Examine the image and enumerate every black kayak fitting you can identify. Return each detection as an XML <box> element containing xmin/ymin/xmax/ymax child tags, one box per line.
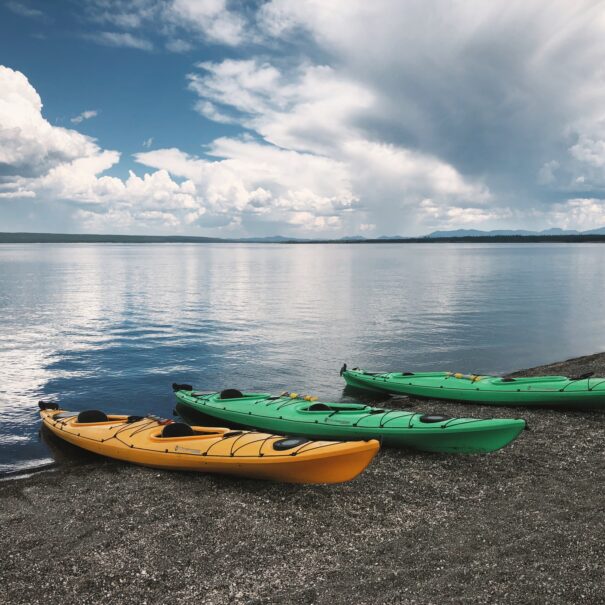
<box><xmin>570</xmin><ymin>371</ymin><xmax>594</xmax><ymax>381</ymax></box>
<box><xmin>273</xmin><ymin>437</ymin><xmax>310</xmax><ymax>451</ymax></box>
<box><xmin>38</xmin><ymin>401</ymin><xmax>59</xmax><ymax>411</ymax></box>
<box><xmin>419</xmin><ymin>414</ymin><xmax>451</xmax><ymax>423</ymax></box>
<box><xmin>172</xmin><ymin>383</ymin><xmax>193</xmax><ymax>392</ymax></box>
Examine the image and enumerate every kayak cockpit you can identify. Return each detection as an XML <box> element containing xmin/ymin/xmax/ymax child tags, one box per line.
<box><xmin>299</xmin><ymin>402</ymin><xmax>373</xmax><ymax>414</ymax></box>
<box><xmin>487</xmin><ymin>376</ymin><xmax>568</xmax><ymax>386</ymax></box>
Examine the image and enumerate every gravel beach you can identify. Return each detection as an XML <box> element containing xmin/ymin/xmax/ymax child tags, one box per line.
<box><xmin>1</xmin><ymin>353</ymin><xmax>604</xmax><ymax>605</ymax></box>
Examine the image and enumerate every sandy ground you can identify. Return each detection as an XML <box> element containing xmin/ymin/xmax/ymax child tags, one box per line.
<box><xmin>1</xmin><ymin>353</ymin><xmax>604</xmax><ymax>605</ymax></box>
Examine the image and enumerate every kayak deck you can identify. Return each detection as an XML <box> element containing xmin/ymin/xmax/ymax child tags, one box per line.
<box><xmin>39</xmin><ymin>407</ymin><xmax>379</xmax><ymax>484</ymax></box>
<box><xmin>342</xmin><ymin>368</ymin><xmax>605</xmax><ymax>409</ymax></box>
<box><xmin>174</xmin><ymin>389</ymin><xmax>526</xmax><ymax>454</ymax></box>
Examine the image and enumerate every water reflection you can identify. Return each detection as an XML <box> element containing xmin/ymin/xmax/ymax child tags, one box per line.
<box><xmin>1</xmin><ymin>243</ymin><xmax>605</xmax><ymax>472</ymax></box>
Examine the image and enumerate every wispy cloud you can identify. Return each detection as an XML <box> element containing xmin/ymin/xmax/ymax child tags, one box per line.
<box><xmin>142</xmin><ymin>137</ymin><xmax>154</xmax><ymax>149</ymax></box>
<box><xmin>70</xmin><ymin>110</ymin><xmax>98</xmax><ymax>124</ymax></box>
<box><xmin>87</xmin><ymin>31</ymin><xmax>153</xmax><ymax>51</ymax></box>
<box><xmin>82</xmin><ymin>0</ymin><xmax>249</xmax><ymax>49</ymax></box>
<box><xmin>165</xmin><ymin>38</ymin><xmax>193</xmax><ymax>53</ymax></box>
<box><xmin>5</xmin><ymin>1</ymin><xmax>45</xmax><ymax>20</ymax></box>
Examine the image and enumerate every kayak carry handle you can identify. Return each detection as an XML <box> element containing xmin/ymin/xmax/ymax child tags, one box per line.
<box><xmin>38</xmin><ymin>401</ymin><xmax>59</xmax><ymax>410</ymax></box>
<box><xmin>569</xmin><ymin>371</ymin><xmax>594</xmax><ymax>381</ymax></box>
<box><xmin>340</xmin><ymin>363</ymin><xmax>347</xmax><ymax>376</ymax></box>
<box><xmin>172</xmin><ymin>383</ymin><xmax>193</xmax><ymax>392</ymax></box>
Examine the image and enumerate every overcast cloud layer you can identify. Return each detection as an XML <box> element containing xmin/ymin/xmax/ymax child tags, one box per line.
<box><xmin>2</xmin><ymin>0</ymin><xmax>605</xmax><ymax>236</ymax></box>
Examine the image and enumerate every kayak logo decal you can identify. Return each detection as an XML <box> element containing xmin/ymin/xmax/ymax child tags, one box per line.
<box><xmin>174</xmin><ymin>445</ymin><xmax>202</xmax><ymax>455</ymax></box>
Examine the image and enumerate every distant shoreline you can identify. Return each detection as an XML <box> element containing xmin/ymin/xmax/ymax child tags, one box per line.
<box><xmin>2</xmin><ymin>232</ymin><xmax>605</xmax><ymax>244</ymax></box>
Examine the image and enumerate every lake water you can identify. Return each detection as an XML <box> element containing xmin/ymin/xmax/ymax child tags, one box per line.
<box><xmin>1</xmin><ymin>242</ymin><xmax>605</xmax><ymax>474</ymax></box>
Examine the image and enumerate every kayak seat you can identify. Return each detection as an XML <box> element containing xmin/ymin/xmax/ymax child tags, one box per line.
<box><xmin>419</xmin><ymin>414</ymin><xmax>450</xmax><ymax>423</ymax></box>
<box><xmin>77</xmin><ymin>410</ymin><xmax>108</xmax><ymax>423</ymax></box>
<box><xmin>305</xmin><ymin>403</ymin><xmax>369</xmax><ymax>413</ymax></box>
<box><xmin>220</xmin><ymin>389</ymin><xmax>244</xmax><ymax>399</ymax></box>
<box><xmin>161</xmin><ymin>422</ymin><xmax>195</xmax><ymax>438</ymax></box>
<box><xmin>307</xmin><ymin>403</ymin><xmax>334</xmax><ymax>412</ymax></box>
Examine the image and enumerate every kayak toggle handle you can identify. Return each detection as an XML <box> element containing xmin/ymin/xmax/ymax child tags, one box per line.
<box><xmin>38</xmin><ymin>401</ymin><xmax>59</xmax><ymax>410</ymax></box>
<box><xmin>340</xmin><ymin>363</ymin><xmax>347</xmax><ymax>376</ymax></box>
<box><xmin>172</xmin><ymin>383</ymin><xmax>193</xmax><ymax>392</ymax></box>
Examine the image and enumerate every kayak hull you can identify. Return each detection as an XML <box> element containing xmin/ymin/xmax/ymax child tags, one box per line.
<box><xmin>342</xmin><ymin>369</ymin><xmax>605</xmax><ymax>410</ymax></box>
<box><xmin>174</xmin><ymin>391</ymin><xmax>525</xmax><ymax>454</ymax></box>
<box><xmin>40</xmin><ymin>408</ymin><xmax>378</xmax><ymax>484</ymax></box>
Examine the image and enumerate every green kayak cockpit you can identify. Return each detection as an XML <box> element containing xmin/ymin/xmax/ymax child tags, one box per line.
<box><xmin>302</xmin><ymin>402</ymin><xmax>374</xmax><ymax>414</ymax></box>
<box><xmin>206</xmin><ymin>392</ymin><xmax>381</xmax><ymax>416</ymax></box>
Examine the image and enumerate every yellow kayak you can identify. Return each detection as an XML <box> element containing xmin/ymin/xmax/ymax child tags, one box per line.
<box><xmin>39</xmin><ymin>403</ymin><xmax>379</xmax><ymax>484</ymax></box>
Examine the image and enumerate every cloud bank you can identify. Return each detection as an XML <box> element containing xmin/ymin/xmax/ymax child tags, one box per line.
<box><xmin>3</xmin><ymin>1</ymin><xmax>605</xmax><ymax>235</ymax></box>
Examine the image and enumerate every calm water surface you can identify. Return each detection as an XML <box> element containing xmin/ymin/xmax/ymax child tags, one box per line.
<box><xmin>1</xmin><ymin>243</ymin><xmax>605</xmax><ymax>473</ymax></box>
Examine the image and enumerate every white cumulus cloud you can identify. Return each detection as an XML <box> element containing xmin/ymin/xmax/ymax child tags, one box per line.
<box><xmin>179</xmin><ymin>58</ymin><xmax>493</xmax><ymax>234</ymax></box>
<box><xmin>0</xmin><ymin>65</ymin><xmax>203</xmax><ymax>230</ymax></box>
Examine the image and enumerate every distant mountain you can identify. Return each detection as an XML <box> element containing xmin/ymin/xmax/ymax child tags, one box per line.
<box><xmin>427</xmin><ymin>227</ymin><xmax>586</xmax><ymax>238</ymax></box>
<box><xmin>428</xmin><ymin>229</ymin><xmax>535</xmax><ymax>238</ymax></box>
<box><xmin>539</xmin><ymin>228</ymin><xmax>580</xmax><ymax>235</ymax></box>
<box><xmin>340</xmin><ymin>235</ymin><xmax>366</xmax><ymax>240</ymax></box>
<box><xmin>236</xmin><ymin>235</ymin><xmax>303</xmax><ymax>243</ymax></box>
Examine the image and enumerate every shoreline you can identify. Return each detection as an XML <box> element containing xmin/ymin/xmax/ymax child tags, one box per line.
<box><xmin>2</xmin><ymin>353</ymin><xmax>604</xmax><ymax>604</ymax></box>
<box><xmin>3</xmin><ymin>232</ymin><xmax>605</xmax><ymax>245</ymax></box>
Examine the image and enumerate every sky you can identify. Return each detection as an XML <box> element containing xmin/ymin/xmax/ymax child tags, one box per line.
<box><xmin>1</xmin><ymin>0</ymin><xmax>605</xmax><ymax>237</ymax></box>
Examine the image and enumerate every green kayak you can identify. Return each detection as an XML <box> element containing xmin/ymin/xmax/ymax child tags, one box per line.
<box><xmin>173</xmin><ymin>384</ymin><xmax>525</xmax><ymax>454</ymax></box>
<box><xmin>341</xmin><ymin>365</ymin><xmax>605</xmax><ymax>410</ymax></box>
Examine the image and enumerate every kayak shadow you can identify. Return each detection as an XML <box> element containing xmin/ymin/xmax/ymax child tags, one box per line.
<box><xmin>174</xmin><ymin>402</ymin><xmax>235</xmax><ymax>428</ymax></box>
<box><xmin>342</xmin><ymin>385</ymin><xmax>418</xmax><ymax>409</ymax></box>
<box><xmin>39</xmin><ymin>425</ymin><xmax>119</xmax><ymax>469</ymax></box>
<box><xmin>341</xmin><ymin>385</ymin><xmax>392</xmax><ymax>403</ymax></box>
